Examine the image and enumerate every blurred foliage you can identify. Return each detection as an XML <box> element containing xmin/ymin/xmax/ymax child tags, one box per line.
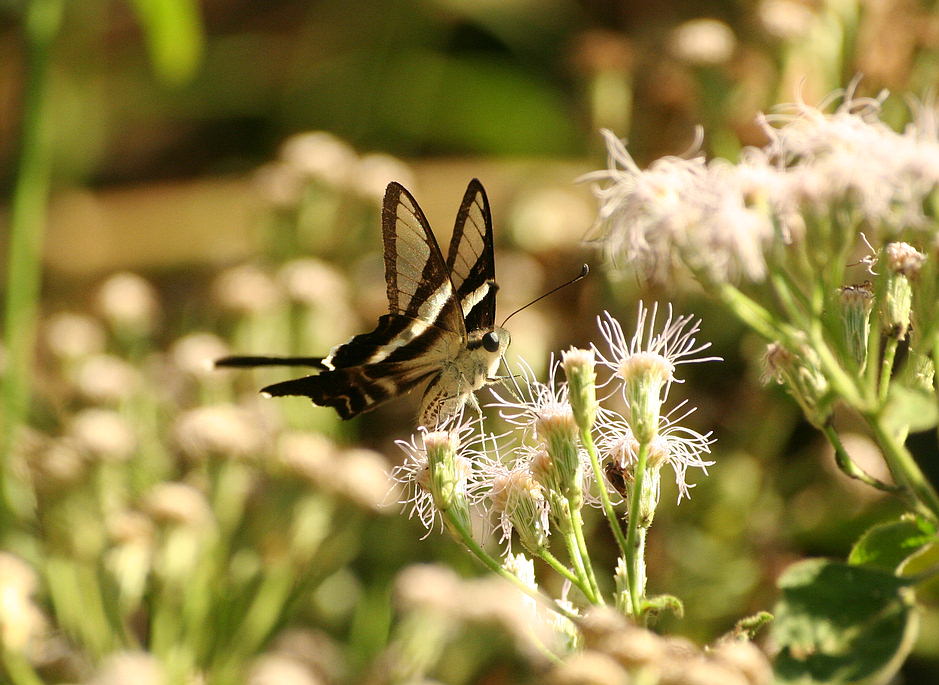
<box><xmin>3</xmin><ymin>0</ymin><xmax>939</xmax><ymax>185</ymax></box>
<box><xmin>3</xmin><ymin>0</ymin><xmax>939</xmax><ymax>683</ymax></box>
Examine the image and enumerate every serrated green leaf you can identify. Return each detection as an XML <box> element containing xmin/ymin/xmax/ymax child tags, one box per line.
<box><xmin>848</xmin><ymin>515</ymin><xmax>937</xmax><ymax>572</ymax></box>
<box><xmin>772</xmin><ymin>559</ymin><xmax>917</xmax><ymax>685</ymax></box>
<box><xmin>883</xmin><ymin>383</ymin><xmax>938</xmax><ymax>435</ymax></box>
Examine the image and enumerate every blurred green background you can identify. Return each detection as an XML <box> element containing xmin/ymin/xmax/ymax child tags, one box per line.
<box><xmin>3</xmin><ymin>0</ymin><xmax>939</xmax><ymax>683</ymax></box>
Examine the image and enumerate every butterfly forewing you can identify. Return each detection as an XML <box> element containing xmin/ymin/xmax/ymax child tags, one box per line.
<box><xmin>447</xmin><ymin>179</ymin><xmax>497</xmax><ymax>333</ymax></box>
<box><xmin>382</xmin><ymin>183</ymin><xmax>465</xmax><ymax>335</ymax></box>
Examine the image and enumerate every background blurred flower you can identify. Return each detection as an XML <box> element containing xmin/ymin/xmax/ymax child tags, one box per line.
<box><xmin>173</xmin><ymin>404</ymin><xmax>269</xmax><ymax>462</ymax></box>
<box><xmin>0</xmin><ymin>553</ymin><xmax>45</xmax><ymax>653</ymax></box>
<box><xmin>69</xmin><ymin>408</ymin><xmax>137</xmax><ymax>463</ymax></box>
<box><xmin>95</xmin><ymin>272</ymin><xmax>160</xmax><ymax>335</ymax></box>
<box><xmin>212</xmin><ymin>265</ymin><xmax>282</xmax><ymax>314</ymax></box>
<box><xmin>44</xmin><ymin>312</ymin><xmax>106</xmax><ymax>361</ymax></box>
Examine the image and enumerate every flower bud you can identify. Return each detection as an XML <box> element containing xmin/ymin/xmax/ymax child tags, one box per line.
<box><xmin>763</xmin><ymin>341</ymin><xmax>832</xmax><ymax>427</ymax></box>
<box><xmin>904</xmin><ymin>348</ymin><xmax>936</xmax><ymax>393</ymax></box>
<box><xmin>634</xmin><ymin>468</ymin><xmax>661</xmax><ymax>528</ymax></box>
<box><xmin>535</xmin><ymin>408</ymin><xmax>583</xmax><ymax>506</ymax></box>
<box><xmin>562</xmin><ymin>347</ymin><xmax>599</xmax><ymax>431</ymax></box>
<box><xmin>613</xmin><ymin>556</ymin><xmax>631</xmax><ymax>615</ymax></box>
<box><xmin>549</xmin><ymin>650</ymin><xmax>631</xmax><ymax>685</ymax></box>
<box><xmin>490</xmin><ymin>469</ymin><xmax>550</xmax><ymax>554</ymax></box>
<box><xmin>88</xmin><ymin>651</ymin><xmax>165</xmax><ymax>685</ymax></box>
<box><xmin>95</xmin><ymin>272</ymin><xmax>160</xmax><ymax>338</ymax></box>
<box><xmin>0</xmin><ymin>553</ymin><xmax>45</xmax><ymax>652</ymax></box>
<box><xmin>45</xmin><ymin>312</ymin><xmax>105</xmax><ymax>361</ymax></box>
<box><xmin>617</xmin><ymin>352</ymin><xmax>673</xmax><ymax>443</ymax></box>
<box><xmin>424</xmin><ymin>431</ymin><xmax>472</xmax><ymax>539</ymax></box>
<box><xmin>885</xmin><ymin>241</ymin><xmax>926</xmax><ymax>278</ymax></box>
<box><xmin>881</xmin><ymin>242</ymin><xmax>923</xmax><ymax>339</ymax></box>
<box><xmin>838</xmin><ymin>281</ymin><xmax>873</xmax><ymax>369</ymax></box>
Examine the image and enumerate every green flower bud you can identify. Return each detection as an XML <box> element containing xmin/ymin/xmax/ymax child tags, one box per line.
<box><xmin>881</xmin><ymin>242</ymin><xmax>923</xmax><ymax>339</ymax></box>
<box><xmin>617</xmin><ymin>352</ymin><xmax>673</xmax><ymax>443</ymax></box>
<box><xmin>490</xmin><ymin>469</ymin><xmax>550</xmax><ymax>555</ymax></box>
<box><xmin>562</xmin><ymin>347</ymin><xmax>599</xmax><ymax>431</ymax></box>
<box><xmin>536</xmin><ymin>407</ymin><xmax>583</xmax><ymax>506</ymax></box>
<box><xmin>424</xmin><ymin>431</ymin><xmax>472</xmax><ymax>538</ymax></box>
<box><xmin>838</xmin><ymin>281</ymin><xmax>873</xmax><ymax>369</ymax></box>
<box><xmin>763</xmin><ymin>341</ymin><xmax>832</xmax><ymax>428</ymax></box>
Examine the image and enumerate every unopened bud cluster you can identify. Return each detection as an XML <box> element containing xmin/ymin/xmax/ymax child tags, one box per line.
<box><xmin>764</xmin><ymin>341</ymin><xmax>832</xmax><ymax>428</ymax></box>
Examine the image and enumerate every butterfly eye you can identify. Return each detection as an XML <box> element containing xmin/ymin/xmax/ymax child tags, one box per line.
<box><xmin>482</xmin><ymin>331</ymin><xmax>501</xmax><ymax>353</ymax></box>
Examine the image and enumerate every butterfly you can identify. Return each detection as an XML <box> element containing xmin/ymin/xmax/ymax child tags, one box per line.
<box><xmin>217</xmin><ymin>179</ymin><xmax>510</xmax><ymax>427</ymax></box>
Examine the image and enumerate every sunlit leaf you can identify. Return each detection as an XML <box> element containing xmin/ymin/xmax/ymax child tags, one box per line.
<box><xmin>883</xmin><ymin>383</ymin><xmax>938</xmax><ymax>435</ymax></box>
<box><xmin>773</xmin><ymin>559</ymin><xmax>917</xmax><ymax>685</ymax></box>
<box><xmin>848</xmin><ymin>515</ymin><xmax>937</xmax><ymax>572</ymax></box>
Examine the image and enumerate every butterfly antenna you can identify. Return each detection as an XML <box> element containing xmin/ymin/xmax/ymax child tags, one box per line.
<box><xmin>500</xmin><ymin>264</ymin><xmax>588</xmax><ymax>328</ymax></box>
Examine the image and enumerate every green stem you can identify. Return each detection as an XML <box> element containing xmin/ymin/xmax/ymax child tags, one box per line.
<box><xmin>1</xmin><ymin>649</ymin><xmax>44</xmax><ymax>685</ymax></box>
<box><xmin>810</xmin><ymin>332</ymin><xmax>869</xmax><ymax>410</ymax></box>
<box><xmin>539</xmin><ymin>548</ymin><xmax>593</xmax><ymax>599</ymax></box>
<box><xmin>713</xmin><ymin>282</ymin><xmax>787</xmax><ymax>341</ymax></box>
<box><xmin>625</xmin><ymin>441</ymin><xmax>650</xmax><ymax>621</ymax></box>
<box><xmin>2</xmin><ymin>0</ymin><xmax>65</xmax><ymax>526</ymax></box>
<box><xmin>821</xmin><ymin>422</ymin><xmax>898</xmax><ymax>492</ymax></box>
<box><xmin>568</xmin><ymin>499</ymin><xmax>604</xmax><ymax>604</ymax></box>
<box><xmin>879</xmin><ymin>337</ymin><xmax>899</xmax><ymax>404</ymax></box>
<box><xmin>560</xmin><ymin>516</ymin><xmax>597</xmax><ymax>604</ymax></box>
<box><xmin>934</xmin><ymin>335</ymin><xmax>939</xmax><ymax>450</ymax></box>
<box><xmin>863</xmin><ymin>310</ymin><xmax>883</xmax><ymax>396</ymax></box>
<box><xmin>866</xmin><ymin>413</ymin><xmax>939</xmax><ymax>521</ymax></box>
<box><xmin>445</xmin><ymin>510</ymin><xmax>579</xmax><ymax>621</ymax></box>
<box><xmin>581</xmin><ymin>426</ymin><xmax>630</xmax><ymax>558</ymax></box>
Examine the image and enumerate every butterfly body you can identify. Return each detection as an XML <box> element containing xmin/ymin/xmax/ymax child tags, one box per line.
<box><xmin>418</xmin><ymin>325</ymin><xmax>510</xmax><ymax>425</ymax></box>
<box><xmin>217</xmin><ymin>179</ymin><xmax>505</xmax><ymax>427</ymax></box>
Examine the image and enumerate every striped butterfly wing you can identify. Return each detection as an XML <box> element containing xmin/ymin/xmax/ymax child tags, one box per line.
<box><xmin>446</xmin><ymin>178</ymin><xmax>497</xmax><ymax>334</ymax></box>
<box><xmin>262</xmin><ymin>183</ymin><xmax>466</xmax><ymax>418</ymax></box>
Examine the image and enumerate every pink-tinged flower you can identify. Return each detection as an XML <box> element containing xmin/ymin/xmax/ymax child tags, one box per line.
<box><xmin>488</xmin><ymin>358</ymin><xmax>572</xmax><ymax>438</ymax></box>
<box><xmin>593</xmin><ymin>304</ymin><xmax>720</xmax><ymax>442</ymax></box>
<box><xmin>581</xmin><ymin>129</ymin><xmax>774</xmax><ymax>282</ymax></box>
<box><xmin>584</xmin><ymin>86</ymin><xmax>939</xmax><ymax>283</ymax></box>
<box><xmin>596</xmin><ymin>402</ymin><xmax>715</xmax><ymax>503</ymax></box>
<box><xmin>472</xmin><ymin>453</ymin><xmax>551</xmax><ymax>555</ymax></box>
<box><xmin>759</xmin><ymin>84</ymin><xmax>939</xmax><ymax>232</ymax></box>
<box><xmin>390</xmin><ymin>417</ymin><xmax>485</xmax><ymax>539</ymax></box>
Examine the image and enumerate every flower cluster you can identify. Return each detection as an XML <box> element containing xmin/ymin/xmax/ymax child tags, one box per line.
<box><xmin>583</xmin><ymin>85</ymin><xmax>939</xmax><ymax>284</ymax></box>
<box><xmin>391</xmin><ymin>303</ymin><xmax>718</xmax><ymax>621</ymax></box>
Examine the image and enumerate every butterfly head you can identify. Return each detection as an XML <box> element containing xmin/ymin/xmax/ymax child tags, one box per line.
<box><xmin>479</xmin><ymin>326</ymin><xmax>511</xmax><ymax>371</ymax></box>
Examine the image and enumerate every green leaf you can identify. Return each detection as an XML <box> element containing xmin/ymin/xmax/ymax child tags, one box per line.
<box><xmin>641</xmin><ymin>593</ymin><xmax>683</xmax><ymax>620</ymax></box>
<box><xmin>883</xmin><ymin>382</ymin><xmax>938</xmax><ymax>435</ymax></box>
<box><xmin>128</xmin><ymin>0</ymin><xmax>204</xmax><ymax>85</ymax></box>
<box><xmin>772</xmin><ymin>559</ymin><xmax>918</xmax><ymax>685</ymax></box>
<box><xmin>848</xmin><ymin>515</ymin><xmax>937</xmax><ymax>572</ymax></box>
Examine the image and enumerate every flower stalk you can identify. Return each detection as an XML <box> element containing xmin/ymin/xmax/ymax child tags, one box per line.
<box><xmin>2</xmin><ymin>0</ymin><xmax>65</xmax><ymax>526</ymax></box>
<box><xmin>624</xmin><ymin>440</ymin><xmax>650</xmax><ymax>620</ymax></box>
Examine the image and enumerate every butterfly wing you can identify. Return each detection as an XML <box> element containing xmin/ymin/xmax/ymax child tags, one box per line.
<box><xmin>446</xmin><ymin>178</ymin><xmax>497</xmax><ymax>334</ymax></box>
<box><xmin>263</xmin><ymin>182</ymin><xmax>467</xmax><ymax>418</ymax></box>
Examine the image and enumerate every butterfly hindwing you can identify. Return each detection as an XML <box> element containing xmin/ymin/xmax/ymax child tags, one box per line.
<box><xmin>262</xmin><ymin>359</ymin><xmax>437</xmax><ymax>419</ymax></box>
